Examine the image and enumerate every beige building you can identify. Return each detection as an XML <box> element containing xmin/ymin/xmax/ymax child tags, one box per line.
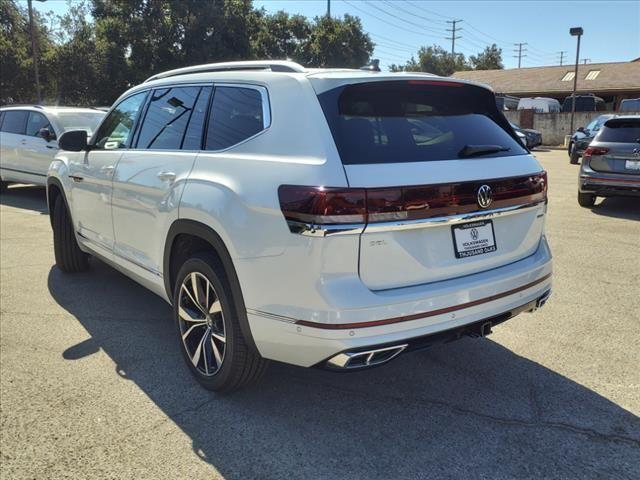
<box><xmin>452</xmin><ymin>60</ymin><xmax>640</xmax><ymax>110</ymax></box>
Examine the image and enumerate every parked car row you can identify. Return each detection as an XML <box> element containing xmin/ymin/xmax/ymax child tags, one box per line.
<box><xmin>498</xmin><ymin>94</ymin><xmax>640</xmax><ymax>114</ymax></box>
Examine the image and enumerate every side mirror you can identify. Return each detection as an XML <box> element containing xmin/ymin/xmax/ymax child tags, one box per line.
<box><xmin>38</xmin><ymin>127</ymin><xmax>56</xmax><ymax>142</ymax></box>
<box><xmin>58</xmin><ymin>130</ymin><xmax>88</xmax><ymax>152</ymax></box>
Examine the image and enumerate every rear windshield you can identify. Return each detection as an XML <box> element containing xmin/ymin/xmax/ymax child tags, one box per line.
<box><xmin>597</xmin><ymin>119</ymin><xmax>640</xmax><ymax>143</ymax></box>
<box><xmin>317</xmin><ymin>81</ymin><xmax>527</xmax><ymax>165</ymax></box>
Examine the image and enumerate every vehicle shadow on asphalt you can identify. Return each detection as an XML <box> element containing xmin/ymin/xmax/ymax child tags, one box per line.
<box><xmin>0</xmin><ymin>185</ymin><xmax>49</xmax><ymax>214</ymax></box>
<box><xmin>590</xmin><ymin>197</ymin><xmax>640</xmax><ymax>221</ymax></box>
<box><xmin>48</xmin><ymin>261</ymin><xmax>640</xmax><ymax>479</ymax></box>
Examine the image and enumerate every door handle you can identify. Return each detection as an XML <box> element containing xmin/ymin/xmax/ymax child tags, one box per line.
<box><xmin>157</xmin><ymin>171</ymin><xmax>176</xmax><ymax>182</ymax></box>
<box><xmin>100</xmin><ymin>165</ymin><xmax>115</xmax><ymax>175</ymax></box>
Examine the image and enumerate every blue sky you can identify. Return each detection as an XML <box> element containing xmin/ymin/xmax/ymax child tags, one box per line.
<box><xmin>28</xmin><ymin>0</ymin><xmax>640</xmax><ymax>71</ymax></box>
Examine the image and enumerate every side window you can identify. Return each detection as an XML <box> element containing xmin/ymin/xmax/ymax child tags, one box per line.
<box><xmin>205</xmin><ymin>86</ymin><xmax>267</xmax><ymax>150</ymax></box>
<box><xmin>0</xmin><ymin>112</ymin><xmax>4</xmax><ymax>130</ymax></box>
<box><xmin>1</xmin><ymin>111</ymin><xmax>28</xmax><ymax>134</ymax></box>
<box><xmin>26</xmin><ymin>112</ymin><xmax>52</xmax><ymax>137</ymax></box>
<box><xmin>94</xmin><ymin>92</ymin><xmax>147</xmax><ymax>150</ymax></box>
<box><xmin>182</xmin><ymin>86</ymin><xmax>212</xmax><ymax>150</ymax></box>
<box><xmin>136</xmin><ymin>86</ymin><xmax>202</xmax><ymax>150</ymax></box>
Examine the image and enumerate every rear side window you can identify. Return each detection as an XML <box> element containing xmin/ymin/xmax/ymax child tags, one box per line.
<box><xmin>597</xmin><ymin>120</ymin><xmax>640</xmax><ymax>143</ymax></box>
<box><xmin>26</xmin><ymin>112</ymin><xmax>52</xmax><ymax>136</ymax></box>
<box><xmin>1</xmin><ymin>111</ymin><xmax>28</xmax><ymax>134</ymax></box>
<box><xmin>318</xmin><ymin>81</ymin><xmax>526</xmax><ymax>165</ymax></box>
<box><xmin>205</xmin><ymin>86</ymin><xmax>267</xmax><ymax>150</ymax></box>
<box><xmin>136</xmin><ymin>86</ymin><xmax>202</xmax><ymax>150</ymax></box>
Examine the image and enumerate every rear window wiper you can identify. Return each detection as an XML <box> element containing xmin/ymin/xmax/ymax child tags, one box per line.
<box><xmin>458</xmin><ymin>145</ymin><xmax>511</xmax><ymax>158</ymax></box>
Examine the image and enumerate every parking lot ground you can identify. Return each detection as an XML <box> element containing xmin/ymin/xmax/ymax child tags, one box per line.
<box><xmin>1</xmin><ymin>149</ymin><xmax>639</xmax><ymax>480</ymax></box>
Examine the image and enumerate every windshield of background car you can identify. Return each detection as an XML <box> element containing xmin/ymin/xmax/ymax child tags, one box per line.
<box><xmin>317</xmin><ymin>81</ymin><xmax>527</xmax><ymax>165</ymax></box>
<box><xmin>55</xmin><ymin>112</ymin><xmax>105</xmax><ymax>135</ymax></box>
<box><xmin>597</xmin><ymin>119</ymin><xmax>640</xmax><ymax>143</ymax></box>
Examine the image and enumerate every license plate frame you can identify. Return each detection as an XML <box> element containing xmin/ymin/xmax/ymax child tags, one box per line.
<box><xmin>451</xmin><ymin>220</ymin><xmax>497</xmax><ymax>259</ymax></box>
<box><xmin>625</xmin><ymin>159</ymin><xmax>640</xmax><ymax>171</ymax></box>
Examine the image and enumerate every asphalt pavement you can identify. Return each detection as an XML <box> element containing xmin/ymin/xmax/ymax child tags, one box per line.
<box><xmin>1</xmin><ymin>149</ymin><xmax>639</xmax><ymax>479</ymax></box>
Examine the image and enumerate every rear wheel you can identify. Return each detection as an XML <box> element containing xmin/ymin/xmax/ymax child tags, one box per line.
<box><xmin>578</xmin><ymin>191</ymin><xmax>596</xmax><ymax>208</ymax></box>
<box><xmin>52</xmin><ymin>195</ymin><xmax>89</xmax><ymax>272</ymax></box>
<box><xmin>173</xmin><ymin>252</ymin><xmax>268</xmax><ymax>392</ymax></box>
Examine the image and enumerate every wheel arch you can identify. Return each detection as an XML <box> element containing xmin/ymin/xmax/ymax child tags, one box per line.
<box><xmin>163</xmin><ymin>219</ymin><xmax>258</xmax><ymax>353</ymax></box>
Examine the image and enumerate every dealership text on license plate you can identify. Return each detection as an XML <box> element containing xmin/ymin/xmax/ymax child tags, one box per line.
<box><xmin>452</xmin><ymin>220</ymin><xmax>497</xmax><ymax>258</ymax></box>
<box><xmin>625</xmin><ymin>159</ymin><xmax>640</xmax><ymax>170</ymax></box>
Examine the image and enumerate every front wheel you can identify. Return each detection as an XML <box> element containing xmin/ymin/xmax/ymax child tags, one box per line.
<box><xmin>578</xmin><ymin>191</ymin><xmax>596</xmax><ymax>208</ymax></box>
<box><xmin>52</xmin><ymin>195</ymin><xmax>89</xmax><ymax>272</ymax></box>
<box><xmin>173</xmin><ymin>252</ymin><xmax>268</xmax><ymax>392</ymax></box>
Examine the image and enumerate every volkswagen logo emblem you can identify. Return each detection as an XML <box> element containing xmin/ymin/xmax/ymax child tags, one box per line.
<box><xmin>477</xmin><ymin>185</ymin><xmax>493</xmax><ymax>209</ymax></box>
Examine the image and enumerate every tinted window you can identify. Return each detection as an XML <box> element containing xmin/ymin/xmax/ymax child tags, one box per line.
<box><xmin>1</xmin><ymin>111</ymin><xmax>28</xmax><ymax>134</ymax></box>
<box><xmin>318</xmin><ymin>81</ymin><xmax>526</xmax><ymax>165</ymax></box>
<box><xmin>94</xmin><ymin>92</ymin><xmax>147</xmax><ymax>150</ymax></box>
<box><xmin>205</xmin><ymin>87</ymin><xmax>265</xmax><ymax>150</ymax></box>
<box><xmin>597</xmin><ymin>120</ymin><xmax>640</xmax><ymax>143</ymax></box>
<box><xmin>136</xmin><ymin>86</ymin><xmax>202</xmax><ymax>150</ymax></box>
<box><xmin>182</xmin><ymin>86</ymin><xmax>212</xmax><ymax>150</ymax></box>
<box><xmin>26</xmin><ymin>112</ymin><xmax>52</xmax><ymax>136</ymax></box>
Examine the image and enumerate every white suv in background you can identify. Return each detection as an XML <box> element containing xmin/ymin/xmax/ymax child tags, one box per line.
<box><xmin>0</xmin><ymin>106</ymin><xmax>105</xmax><ymax>190</ymax></box>
<box><xmin>47</xmin><ymin>61</ymin><xmax>552</xmax><ymax>392</ymax></box>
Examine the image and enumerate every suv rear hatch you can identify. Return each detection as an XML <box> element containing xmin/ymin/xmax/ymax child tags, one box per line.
<box><xmin>315</xmin><ymin>78</ymin><xmax>547</xmax><ymax>290</ymax></box>
<box><xmin>586</xmin><ymin>118</ymin><xmax>640</xmax><ymax>175</ymax></box>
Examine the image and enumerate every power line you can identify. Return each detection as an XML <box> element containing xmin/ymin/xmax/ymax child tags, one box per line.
<box><xmin>364</xmin><ymin>1</ymin><xmax>447</xmax><ymax>35</ymax></box>
<box><xmin>445</xmin><ymin>19</ymin><xmax>463</xmax><ymax>56</ymax></box>
<box><xmin>513</xmin><ymin>42</ymin><xmax>527</xmax><ymax>68</ymax></box>
<box><xmin>383</xmin><ymin>0</ymin><xmax>446</xmax><ymax>26</ymax></box>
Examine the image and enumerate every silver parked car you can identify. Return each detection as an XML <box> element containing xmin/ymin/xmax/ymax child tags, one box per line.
<box><xmin>578</xmin><ymin>116</ymin><xmax>640</xmax><ymax>207</ymax></box>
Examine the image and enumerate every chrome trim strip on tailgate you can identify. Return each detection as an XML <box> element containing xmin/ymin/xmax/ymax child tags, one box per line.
<box><xmin>287</xmin><ymin>201</ymin><xmax>545</xmax><ymax>237</ymax></box>
<box><xmin>365</xmin><ymin>200</ymin><xmax>546</xmax><ymax>233</ymax></box>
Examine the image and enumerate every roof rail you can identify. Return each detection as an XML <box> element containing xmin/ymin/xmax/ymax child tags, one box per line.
<box><xmin>144</xmin><ymin>60</ymin><xmax>306</xmax><ymax>83</ymax></box>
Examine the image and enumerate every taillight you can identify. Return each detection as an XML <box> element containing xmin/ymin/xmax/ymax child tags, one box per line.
<box><xmin>278</xmin><ymin>186</ymin><xmax>366</xmax><ymax>225</ymax></box>
<box><xmin>279</xmin><ymin>172</ymin><xmax>547</xmax><ymax>230</ymax></box>
<box><xmin>583</xmin><ymin>147</ymin><xmax>609</xmax><ymax>158</ymax></box>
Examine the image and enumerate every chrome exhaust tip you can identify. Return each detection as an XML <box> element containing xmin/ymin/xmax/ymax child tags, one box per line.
<box><xmin>326</xmin><ymin>344</ymin><xmax>408</xmax><ymax>370</ymax></box>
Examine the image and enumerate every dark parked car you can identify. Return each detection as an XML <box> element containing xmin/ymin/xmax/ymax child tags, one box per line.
<box><xmin>562</xmin><ymin>94</ymin><xmax>606</xmax><ymax>113</ymax></box>
<box><xmin>510</xmin><ymin>122</ymin><xmax>542</xmax><ymax>149</ymax></box>
<box><xmin>578</xmin><ymin>116</ymin><xmax>640</xmax><ymax>207</ymax></box>
<box><xmin>568</xmin><ymin>114</ymin><xmax>616</xmax><ymax>164</ymax></box>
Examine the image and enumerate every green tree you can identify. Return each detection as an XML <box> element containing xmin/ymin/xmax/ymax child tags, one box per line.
<box><xmin>469</xmin><ymin>43</ymin><xmax>503</xmax><ymax>70</ymax></box>
<box><xmin>297</xmin><ymin>14</ymin><xmax>373</xmax><ymax>68</ymax></box>
<box><xmin>251</xmin><ymin>10</ymin><xmax>310</xmax><ymax>60</ymax></box>
<box><xmin>389</xmin><ymin>45</ymin><xmax>468</xmax><ymax>76</ymax></box>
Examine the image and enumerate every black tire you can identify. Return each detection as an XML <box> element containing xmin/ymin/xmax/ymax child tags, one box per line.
<box><xmin>52</xmin><ymin>195</ymin><xmax>89</xmax><ymax>272</ymax></box>
<box><xmin>569</xmin><ymin>146</ymin><xmax>580</xmax><ymax>165</ymax></box>
<box><xmin>0</xmin><ymin>180</ymin><xmax>7</xmax><ymax>193</ymax></box>
<box><xmin>173</xmin><ymin>252</ymin><xmax>268</xmax><ymax>392</ymax></box>
<box><xmin>578</xmin><ymin>191</ymin><xmax>596</xmax><ymax>208</ymax></box>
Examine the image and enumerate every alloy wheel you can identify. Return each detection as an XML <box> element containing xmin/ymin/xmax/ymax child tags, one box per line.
<box><xmin>178</xmin><ymin>272</ymin><xmax>226</xmax><ymax>376</ymax></box>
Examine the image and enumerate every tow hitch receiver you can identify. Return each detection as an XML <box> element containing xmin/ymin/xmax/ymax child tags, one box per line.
<box><xmin>467</xmin><ymin>321</ymin><xmax>493</xmax><ymax>338</ymax></box>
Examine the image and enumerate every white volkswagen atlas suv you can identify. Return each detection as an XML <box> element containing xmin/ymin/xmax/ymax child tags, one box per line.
<box><xmin>47</xmin><ymin>61</ymin><xmax>552</xmax><ymax>392</ymax></box>
<box><xmin>0</xmin><ymin>106</ymin><xmax>105</xmax><ymax>190</ymax></box>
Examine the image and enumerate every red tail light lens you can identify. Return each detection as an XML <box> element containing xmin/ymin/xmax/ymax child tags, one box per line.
<box><xmin>279</xmin><ymin>172</ymin><xmax>547</xmax><ymax>229</ymax></box>
<box><xmin>278</xmin><ymin>186</ymin><xmax>366</xmax><ymax>224</ymax></box>
<box><xmin>583</xmin><ymin>147</ymin><xmax>609</xmax><ymax>158</ymax></box>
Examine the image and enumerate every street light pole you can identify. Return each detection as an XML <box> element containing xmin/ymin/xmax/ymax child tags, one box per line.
<box><xmin>569</xmin><ymin>27</ymin><xmax>583</xmax><ymax>135</ymax></box>
<box><xmin>27</xmin><ymin>0</ymin><xmax>42</xmax><ymax>104</ymax></box>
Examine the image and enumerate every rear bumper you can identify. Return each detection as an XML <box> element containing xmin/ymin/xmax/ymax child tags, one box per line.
<box><xmin>579</xmin><ymin>173</ymin><xmax>640</xmax><ymax>197</ymax></box>
<box><xmin>247</xmin><ymin>236</ymin><xmax>552</xmax><ymax>367</ymax></box>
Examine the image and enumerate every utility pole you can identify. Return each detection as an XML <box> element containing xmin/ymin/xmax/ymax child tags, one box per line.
<box><xmin>513</xmin><ymin>43</ymin><xmax>528</xmax><ymax>68</ymax></box>
<box><xmin>445</xmin><ymin>19</ymin><xmax>463</xmax><ymax>56</ymax></box>
<box><xmin>27</xmin><ymin>0</ymin><xmax>42</xmax><ymax>104</ymax></box>
<box><xmin>557</xmin><ymin>51</ymin><xmax>567</xmax><ymax>66</ymax></box>
<box><xmin>581</xmin><ymin>58</ymin><xmax>591</xmax><ymax>64</ymax></box>
<box><xmin>327</xmin><ymin>0</ymin><xmax>330</xmax><ymax>18</ymax></box>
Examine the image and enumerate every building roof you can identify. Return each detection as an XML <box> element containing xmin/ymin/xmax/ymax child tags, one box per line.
<box><xmin>451</xmin><ymin>61</ymin><xmax>640</xmax><ymax>96</ymax></box>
